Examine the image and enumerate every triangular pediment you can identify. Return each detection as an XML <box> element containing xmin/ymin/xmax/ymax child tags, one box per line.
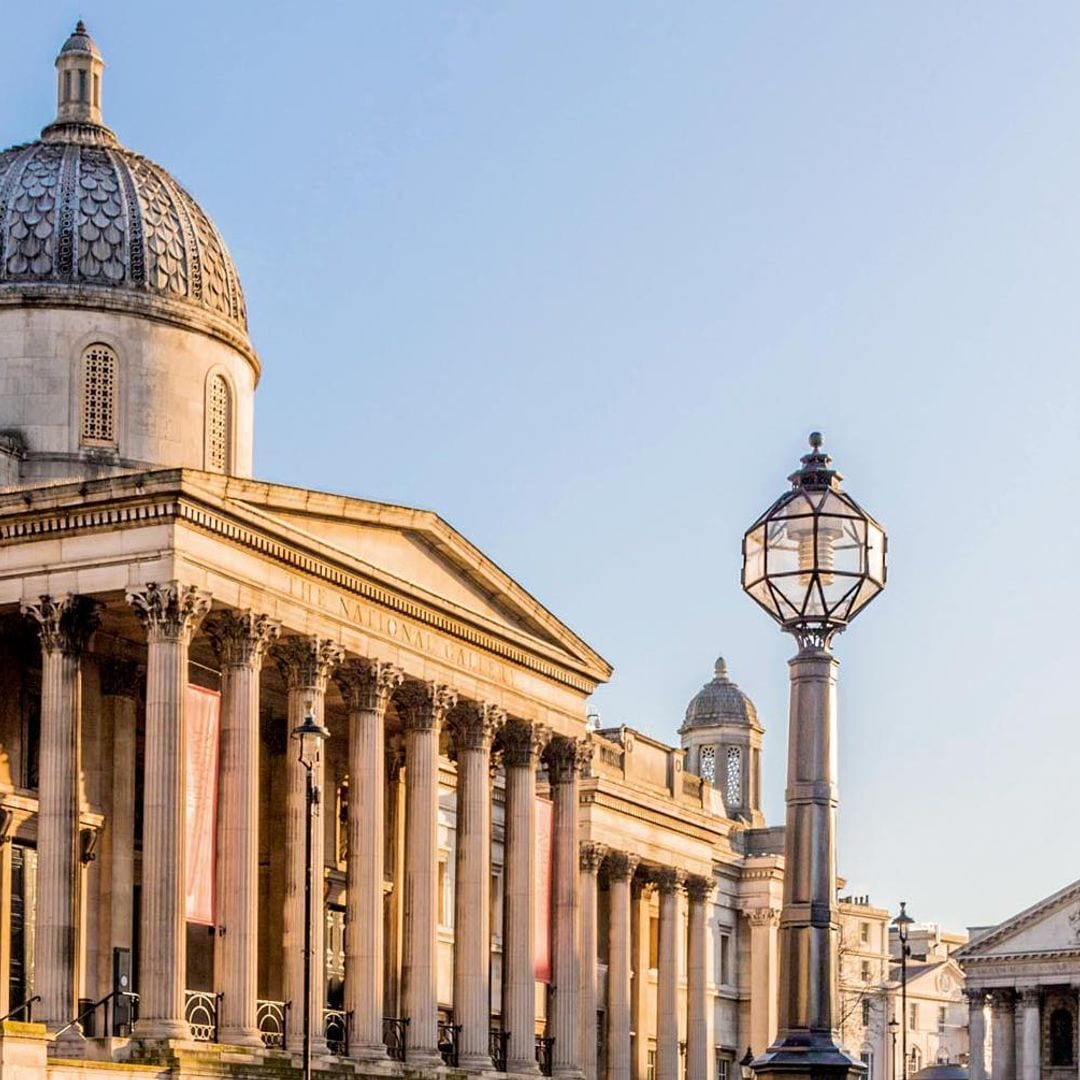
<box><xmin>957</xmin><ymin>879</ymin><xmax>1080</xmax><ymax>960</ymax></box>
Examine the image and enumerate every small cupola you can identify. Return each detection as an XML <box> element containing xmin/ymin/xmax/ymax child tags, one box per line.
<box><xmin>53</xmin><ymin>22</ymin><xmax>106</xmax><ymax>128</ymax></box>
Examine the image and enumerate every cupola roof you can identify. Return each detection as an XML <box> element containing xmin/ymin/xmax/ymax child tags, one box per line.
<box><xmin>680</xmin><ymin>656</ymin><xmax>761</xmax><ymax>733</ymax></box>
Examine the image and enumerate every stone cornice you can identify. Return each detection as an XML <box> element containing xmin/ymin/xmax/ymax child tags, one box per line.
<box><xmin>956</xmin><ymin>880</ymin><xmax>1080</xmax><ymax>960</ymax></box>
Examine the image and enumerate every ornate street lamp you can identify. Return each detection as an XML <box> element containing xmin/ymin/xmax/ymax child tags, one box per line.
<box><xmin>742</xmin><ymin>433</ymin><xmax>887</xmax><ymax>1080</ymax></box>
<box><xmin>293</xmin><ymin>700</ymin><xmax>330</xmax><ymax>1080</ymax></box>
<box><xmin>889</xmin><ymin>1018</ymin><xmax>900</xmax><ymax>1080</ymax></box>
<box><xmin>893</xmin><ymin>902</ymin><xmax>915</xmax><ymax>1080</ymax></box>
<box><xmin>742</xmin><ymin>1046</ymin><xmax>757</xmax><ymax>1080</ymax></box>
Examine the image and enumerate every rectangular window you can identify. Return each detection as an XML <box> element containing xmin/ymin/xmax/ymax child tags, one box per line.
<box><xmin>717</xmin><ymin>1052</ymin><xmax>732</xmax><ymax>1080</ymax></box>
<box><xmin>861</xmin><ymin>959</ymin><xmax>872</xmax><ymax>983</ymax></box>
<box><xmin>938</xmin><ymin>1006</ymin><xmax>947</xmax><ymax>1034</ymax></box>
<box><xmin>720</xmin><ymin>932</ymin><xmax>732</xmax><ymax>985</ymax></box>
<box><xmin>647</xmin><ymin>1048</ymin><xmax>656</xmax><ymax>1080</ymax></box>
<box><xmin>861</xmin><ymin>1051</ymin><xmax>874</xmax><ymax>1080</ymax></box>
<box><xmin>860</xmin><ymin>921</ymin><xmax>870</xmax><ymax>944</ymax></box>
<box><xmin>909</xmin><ymin>1003</ymin><xmax>918</xmax><ymax>1031</ymax></box>
<box><xmin>862</xmin><ymin>999</ymin><xmax>871</xmax><ymax>1026</ymax></box>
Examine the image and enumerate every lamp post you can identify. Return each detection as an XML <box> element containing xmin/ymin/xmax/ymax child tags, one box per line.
<box><xmin>293</xmin><ymin>703</ymin><xmax>330</xmax><ymax>1080</ymax></box>
<box><xmin>742</xmin><ymin>1047</ymin><xmax>757</xmax><ymax>1080</ymax></box>
<box><xmin>892</xmin><ymin>903</ymin><xmax>914</xmax><ymax>1080</ymax></box>
<box><xmin>742</xmin><ymin>433</ymin><xmax>887</xmax><ymax>1080</ymax></box>
<box><xmin>888</xmin><ymin>1018</ymin><xmax>899</xmax><ymax>1080</ymax></box>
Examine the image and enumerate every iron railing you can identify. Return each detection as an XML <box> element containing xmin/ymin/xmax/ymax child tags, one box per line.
<box><xmin>323</xmin><ymin>1008</ymin><xmax>349</xmax><ymax>1056</ymax></box>
<box><xmin>184</xmin><ymin>990</ymin><xmax>221</xmax><ymax>1043</ymax></box>
<box><xmin>0</xmin><ymin>995</ymin><xmax>39</xmax><ymax>1024</ymax></box>
<box><xmin>489</xmin><ymin>1028</ymin><xmax>509</xmax><ymax>1072</ymax></box>
<box><xmin>54</xmin><ymin>990</ymin><xmax>136</xmax><ymax>1039</ymax></box>
<box><xmin>257</xmin><ymin>999</ymin><xmax>288</xmax><ymax>1049</ymax></box>
<box><xmin>437</xmin><ymin>1021</ymin><xmax>460</xmax><ymax>1067</ymax></box>
<box><xmin>536</xmin><ymin>1034</ymin><xmax>554</xmax><ymax>1076</ymax></box>
<box><xmin>382</xmin><ymin>1016</ymin><xmax>409</xmax><ymax>1063</ymax></box>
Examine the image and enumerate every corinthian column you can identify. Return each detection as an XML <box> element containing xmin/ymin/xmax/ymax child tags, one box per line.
<box><xmin>397</xmin><ymin>681</ymin><xmax>458</xmax><ymax>1067</ymax></box>
<box><xmin>127</xmin><ymin>582</ymin><xmax>211</xmax><ymax>1039</ymax></box>
<box><xmin>22</xmin><ymin>594</ymin><xmax>99</xmax><ymax>1032</ymax></box>
<box><xmin>275</xmin><ymin>636</ymin><xmax>345</xmax><ymax>1053</ymax></box>
<box><xmin>686</xmin><ymin>875</ymin><xmax>714</xmax><ymax>1080</ymax></box>
<box><xmin>333</xmin><ymin>659</ymin><xmax>403</xmax><ymax>1060</ymax></box>
<box><xmin>656</xmin><ymin>868</ymin><xmax>685</xmax><ymax>1080</ymax></box>
<box><xmin>605</xmin><ymin>851</ymin><xmax>638</xmax><ymax>1080</ymax></box>
<box><xmin>965</xmin><ymin>990</ymin><xmax>987</xmax><ymax>1080</ymax></box>
<box><xmin>207</xmin><ymin>612</ymin><xmax>280</xmax><ymax>1046</ymax></box>
<box><xmin>451</xmin><ymin>702</ymin><xmax>504</xmax><ymax>1069</ymax></box>
<box><xmin>579</xmin><ymin>842</ymin><xmax>606</xmax><ymax>1080</ymax></box>
<box><xmin>991</xmin><ymin>991</ymin><xmax>1017</xmax><ymax>1080</ymax></box>
<box><xmin>1018</xmin><ymin>989</ymin><xmax>1040</xmax><ymax>1080</ymax></box>
<box><xmin>546</xmin><ymin>736</ymin><xmax>590</xmax><ymax>1080</ymax></box>
<box><xmin>502</xmin><ymin>720</ymin><xmax>551</xmax><ymax>1075</ymax></box>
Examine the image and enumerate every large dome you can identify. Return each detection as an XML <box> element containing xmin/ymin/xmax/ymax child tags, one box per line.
<box><xmin>0</xmin><ymin>22</ymin><xmax>253</xmax><ymax>369</ymax></box>
<box><xmin>680</xmin><ymin>657</ymin><xmax>761</xmax><ymax>733</ymax></box>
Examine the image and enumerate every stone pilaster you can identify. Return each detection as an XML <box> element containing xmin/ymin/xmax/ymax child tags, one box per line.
<box><xmin>501</xmin><ymin>719</ymin><xmax>551</xmax><ymax>1075</ymax></box>
<box><xmin>1018</xmin><ymin>989</ymin><xmax>1040</xmax><ymax>1080</ymax></box>
<box><xmin>604</xmin><ymin>851</ymin><xmax>639</xmax><ymax>1080</ymax></box>
<box><xmin>745</xmin><ymin>906</ymin><xmax>782</xmax><ymax>1056</ymax></box>
<box><xmin>451</xmin><ymin>702</ymin><xmax>504</xmax><ymax>1069</ymax></box>
<box><xmin>686</xmin><ymin>875</ymin><xmax>714</xmax><ymax>1080</ymax></box>
<box><xmin>991</xmin><ymin>991</ymin><xmax>1017</xmax><ymax>1080</ymax></box>
<box><xmin>126</xmin><ymin>582</ymin><xmax>211</xmax><ymax>1039</ymax></box>
<box><xmin>333</xmin><ymin>659</ymin><xmax>403</xmax><ymax>1060</ymax></box>
<box><xmin>579</xmin><ymin>842</ymin><xmax>606</xmax><ymax>1080</ymax></box>
<box><xmin>275</xmin><ymin>636</ymin><xmax>345</xmax><ymax>1053</ymax></box>
<box><xmin>207</xmin><ymin>612</ymin><xmax>280</xmax><ymax>1046</ymax></box>
<box><xmin>21</xmin><ymin>594</ymin><xmax>99</xmax><ymax>1032</ymax></box>
<box><xmin>965</xmin><ymin>990</ymin><xmax>987</xmax><ymax>1080</ymax></box>
<box><xmin>655</xmin><ymin>868</ymin><xmax>685</xmax><ymax>1080</ymax></box>
<box><xmin>397</xmin><ymin>681</ymin><xmax>458</xmax><ymax>1067</ymax></box>
<box><xmin>546</xmin><ymin>736</ymin><xmax>590</xmax><ymax>1079</ymax></box>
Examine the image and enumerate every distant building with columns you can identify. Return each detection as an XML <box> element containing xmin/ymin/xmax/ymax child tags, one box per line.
<box><xmin>0</xmin><ymin>22</ymin><xmax>908</xmax><ymax>1080</ymax></box>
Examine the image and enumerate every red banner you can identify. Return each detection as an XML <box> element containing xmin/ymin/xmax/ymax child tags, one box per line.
<box><xmin>185</xmin><ymin>684</ymin><xmax>220</xmax><ymax>925</ymax></box>
<box><xmin>534</xmin><ymin>796</ymin><xmax>553</xmax><ymax>982</ymax></box>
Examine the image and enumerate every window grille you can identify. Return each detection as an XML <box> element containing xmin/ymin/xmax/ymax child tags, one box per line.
<box><xmin>206</xmin><ymin>374</ymin><xmax>231</xmax><ymax>472</ymax></box>
<box><xmin>81</xmin><ymin>345</ymin><xmax>117</xmax><ymax>445</ymax></box>
<box><xmin>725</xmin><ymin>746</ymin><xmax>742</xmax><ymax>807</ymax></box>
<box><xmin>699</xmin><ymin>746</ymin><xmax>716</xmax><ymax>783</ymax></box>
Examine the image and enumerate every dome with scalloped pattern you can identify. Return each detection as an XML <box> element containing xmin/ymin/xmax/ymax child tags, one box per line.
<box><xmin>680</xmin><ymin>657</ymin><xmax>761</xmax><ymax>733</ymax></box>
<box><xmin>0</xmin><ymin>23</ymin><xmax>254</xmax><ymax>369</ymax></box>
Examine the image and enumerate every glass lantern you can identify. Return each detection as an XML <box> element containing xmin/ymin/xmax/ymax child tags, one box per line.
<box><xmin>742</xmin><ymin>433</ymin><xmax>887</xmax><ymax>640</ymax></box>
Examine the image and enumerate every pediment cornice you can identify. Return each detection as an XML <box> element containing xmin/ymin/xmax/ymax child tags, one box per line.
<box><xmin>956</xmin><ymin>878</ymin><xmax>1080</xmax><ymax>961</ymax></box>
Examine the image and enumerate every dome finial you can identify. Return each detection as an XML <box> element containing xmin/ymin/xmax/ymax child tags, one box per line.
<box><xmin>53</xmin><ymin>19</ymin><xmax>105</xmax><ymax>128</ymax></box>
<box><xmin>714</xmin><ymin>656</ymin><xmax>728</xmax><ymax>679</ymax></box>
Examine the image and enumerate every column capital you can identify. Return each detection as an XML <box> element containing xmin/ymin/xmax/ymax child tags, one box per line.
<box><xmin>685</xmin><ymin>874</ymin><xmax>714</xmax><ymax>904</ymax></box>
<box><xmin>395</xmin><ymin>681</ymin><xmax>458</xmax><ymax>733</ymax></box>
<box><xmin>544</xmin><ymin>734</ymin><xmax>592</xmax><ymax>784</ymax></box>
<box><xmin>1017</xmin><ymin>987</ymin><xmax>1041</xmax><ymax>1006</ymax></box>
<box><xmin>963</xmin><ymin>988</ymin><xmax>988</xmax><ymax>1007</ymax></box>
<box><xmin>604</xmin><ymin>850</ymin><xmax>640</xmax><ymax>883</ymax></box>
<box><xmin>580</xmin><ymin>841</ymin><xmax>607</xmax><ymax>874</ymax></box>
<box><xmin>990</xmin><ymin>988</ymin><xmax>1016</xmax><ymax>1012</ymax></box>
<box><xmin>274</xmin><ymin>635</ymin><xmax>345</xmax><ymax>692</ymax></box>
<box><xmin>499</xmin><ymin>718</ymin><xmax>552</xmax><ymax>767</ymax></box>
<box><xmin>334</xmin><ymin>658</ymin><xmax>404</xmax><ymax>715</ymax></box>
<box><xmin>100</xmin><ymin>657</ymin><xmax>140</xmax><ymax>697</ymax></box>
<box><xmin>450</xmin><ymin>701</ymin><xmax>505</xmax><ymax>753</ymax></box>
<box><xmin>744</xmin><ymin>905</ymin><xmax>781</xmax><ymax>928</ymax></box>
<box><xmin>126</xmin><ymin>582</ymin><xmax>211</xmax><ymax>644</ymax></box>
<box><xmin>206</xmin><ymin>610</ymin><xmax>281</xmax><ymax>668</ymax></box>
<box><xmin>655</xmin><ymin>867</ymin><xmax>687</xmax><ymax>895</ymax></box>
<box><xmin>22</xmin><ymin>593</ymin><xmax>100</xmax><ymax>654</ymax></box>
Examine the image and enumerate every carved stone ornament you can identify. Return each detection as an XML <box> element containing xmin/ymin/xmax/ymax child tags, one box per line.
<box><xmin>126</xmin><ymin>582</ymin><xmax>211</xmax><ymax>644</ymax></box>
<box><xmin>206</xmin><ymin>610</ymin><xmax>281</xmax><ymax>668</ymax></box>
<box><xmin>544</xmin><ymin>735</ymin><xmax>590</xmax><ymax>784</ymax></box>
<box><xmin>962</xmin><ymin>988</ymin><xmax>988</xmax><ymax>1008</ymax></box>
<box><xmin>385</xmin><ymin>743</ymin><xmax>405</xmax><ymax>783</ymax></box>
<box><xmin>685</xmin><ymin>875</ymin><xmax>714</xmax><ymax>904</ymax></box>
<box><xmin>394</xmin><ymin>681</ymin><xmax>459</xmax><ymax>734</ymax></box>
<box><xmin>79</xmin><ymin>825</ymin><xmax>100</xmax><ymax>864</ymax></box>
<box><xmin>580</xmin><ymin>841</ymin><xmax>607</xmax><ymax>874</ymax></box>
<box><xmin>745</xmin><ymin>906</ymin><xmax>781</xmax><ymax>928</ymax></box>
<box><xmin>450</xmin><ymin>701</ymin><xmax>506</xmax><ymax>753</ymax></box>
<box><xmin>334</xmin><ymin>658</ymin><xmax>404</xmax><ymax>715</ymax></box>
<box><xmin>499</xmin><ymin>719</ymin><xmax>552</xmax><ymax>768</ymax></box>
<box><xmin>990</xmin><ymin>989</ymin><xmax>1016</xmax><ymax>1012</ymax></box>
<box><xmin>273</xmin><ymin>636</ymin><xmax>345</xmax><ymax>692</ymax></box>
<box><xmin>655</xmin><ymin>867</ymin><xmax>687</xmax><ymax>894</ymax></box>
<box><xmin>604</xmin><ymin>850</ymin><xmax>641</xmax><ymax>883</ymax></box>
<box><xmin>21</xmin><ymin>593</ymin><xmax>100</xmax><ymax>655</ymax></box>
<box><xmin>99</xmin><ymin>657</ymin><xmax>140</xmax><ymax>698</ymax></box>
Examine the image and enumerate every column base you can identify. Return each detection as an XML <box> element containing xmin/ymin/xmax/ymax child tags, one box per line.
<box><xmin>403</xmin><ymin>1047</ymin><xmax>444</xmax><ymax>1069</ymax></box>
<box><xmin>552</xmin><ymin>1068</ymin><xmax>586</xmax><ymax>1080</ymax></box>
<box><xmin>133</xmin><ymin>1019</ymin><xmax>191</xmax><ymax>1041</ymax></box>
<box><xmin>751</xmin><ymin>1036</ymin><xmax>867</xmax><ymax>1080</ymax></box>
<box><xmin>217</xmin><ymin>1026</ymin><xmax>265</xmax><ymax>1049</ymax></box>
<box><xmin>351</xmin><ymin>1042</ymin><xmax>390</xmax><ymax>1062</ymax></box>
<box><xmin>507</xmin><ymin>1059</ymin><xmax>541</xmax><ymax>1076</ymax></box>
<box><xmin>458</xmin><ymin>1052</ymin><xmax>495</xmax><ymax>1070</ymax></box>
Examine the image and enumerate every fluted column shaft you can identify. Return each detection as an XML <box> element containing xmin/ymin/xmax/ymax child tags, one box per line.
<box><xmin>276</xmin><ymin>637</ymin><xmax>344</xmax><ymax>1053</ymax></box>
<box><xmin>399</xmin><ymin>683</ymin><xmax>457</xmax><ymax>1067</ymax></box>
<box><xmin>605</xmin><ymin>852</ymin><xmax>637</xmax><ymax>1080</ymax></box>
<box><xmin>23</xmin><ymin>595</ymin><xmax>98</xmax><ymax>1031</ymax></box>
<box><xmin>547</xmin><ymin>738</ymin><xmax>588</xmax><ymax>1079</ymax></box>
<box><xmin>967</xmin><ymin>992</ymin><xmax>987</xmax><ymax>1080</ymax></box>
<box><xmin>579</xmin><ymin>844</ymin><xmax>605</xmax><ymax>1080</ymax></box>
<box><xmin>127</xmin><ymin>582</ymin><xmax>210</xmax><ymax>1039</ymax></box>
<box><xmin>1019</xmin><ymin>990</ymin><xmax>1039</xmax><ymax>1080</ymax></box>
<box><xmin>686</xmin><ymin>876</ymin><xmax>713</xmax><ymax>1080</ymax></box>
<box><xmin>503</xmin><ymin>721</ymin><xmax>549</xmax><ymax>1074</ymax></box>
<box><xmin>335</xmin><ymin>660</ymin><xmax>403</xmax><ymax>1059</ymax></box>
<box><xmin>209</xmin><ymin>613</ymin><xmax>279</xmax><ymax>1045</ymax></box>
<box><xmin>656</xmin><ymin>870</ymin><xmax>683</xmax><ymax>1080</ymax></box>
<box><xmin>992</xmin><ymin>992</ymin><xmax>1017</xmax><ymax>1080</ymax></box>
<box><xmin>452</xmin><ymin>704</ymin><xmax>503</xmax><ymax>1068</ymax></box>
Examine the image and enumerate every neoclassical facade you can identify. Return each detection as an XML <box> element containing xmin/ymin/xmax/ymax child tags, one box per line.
<box><xmin>0</xmin><ymin>24</ymin><xmax>864</xmax><ymax>1080</ymax></box>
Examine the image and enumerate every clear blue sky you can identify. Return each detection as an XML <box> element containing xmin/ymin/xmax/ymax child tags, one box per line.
<box><xmin>4</xmin><ymin>4</ymin><xmax>1076</xmax><ymax>934</ymax></box>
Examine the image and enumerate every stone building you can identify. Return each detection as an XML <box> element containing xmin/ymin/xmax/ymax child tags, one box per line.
<box><xmin>0</xmin><ymin>23</ymin><xmax>888</xmax><ymax>1080</ymax></box>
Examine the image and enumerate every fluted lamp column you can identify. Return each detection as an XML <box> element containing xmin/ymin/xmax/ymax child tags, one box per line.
<box><xmin>207</xmin><ymin>611</ymin><xmax>280</xmax><ymax>1046</ymax></box>
<box><xmin>126</xmin><ymin>582</ymin><xmax>212</xmax><ymax>1040</ymax></box>
<box><xmin>22</xmin><ymin>594</ymin><xmax>99</xmax><ymax>1033</ymax></box>
<box><xmin>742</xmin><ymin>434</ymin><xmax>887</xmax><ymax>1080</ymax></box>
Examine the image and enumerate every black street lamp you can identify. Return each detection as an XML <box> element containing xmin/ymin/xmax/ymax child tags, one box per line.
<box><xmin>888</xmin><ymin>1018</ymin><xmax>899</xmax><ymax>1080</ymax></box>
<box><xmin>892</xmin><ymin>903</ymin><xmax>915</xmax><ymax>1080</ymax></box>
<box><xmin>293</xmin><ymin>703</ymin><xmax>330</xmax><ymax>1080</ymax></box>
<box><xmin>742</xmin><ymin>1047</ymin><xmax>756</xmax><ymax>1080</ymax></box>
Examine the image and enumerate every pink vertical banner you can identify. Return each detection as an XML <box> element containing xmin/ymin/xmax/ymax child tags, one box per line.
<box><xmin>534</xmin><ymin>796</ymin><xmax>553</xmax><ymax>982</ymax></box>
<box><xmin>185</xmin><ymin>684</ymin><xmax>220</xmax><ymax>925</ymax></box>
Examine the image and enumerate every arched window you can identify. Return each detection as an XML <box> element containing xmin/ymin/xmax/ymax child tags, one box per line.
<box><xmin>81</xmin><ymin>344</ymin><xmax>117</xmax><ymax>446</ymax></box>
<box><xmin>1051</xmin><ymin>1008</ymin><xmax>1074</xmax><ymax>1067</ymax></box>
<box><xmin>699</xmin><ymin>745</ymin><xmax>716</xmax><ymax>783</ymax></box>
<box><xmin>726</xmin><ymin>745</ymin><xmax>742</xmax><ymax>808</ymax></box>
<box><xmin>205</xmin><ymin>373</ymin><xmax>232</xmax><ymax>472</ymax></box>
